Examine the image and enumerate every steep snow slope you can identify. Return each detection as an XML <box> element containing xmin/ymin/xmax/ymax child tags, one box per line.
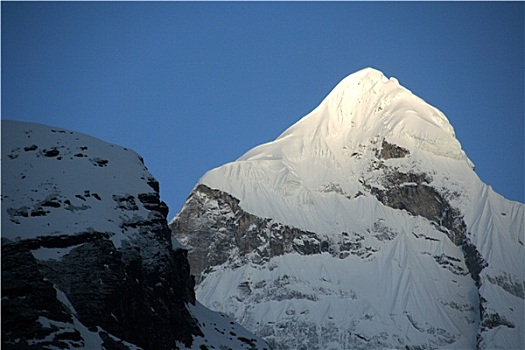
<box><xmin>171</xmin><ymin>68</ymin><xmax>524</xmax><ymax>349</ymax></box>
<box><xmin>200</xmin><ymin>68</ymin><xmax>473</xmax><ymax>234</ymax></box>
<box><xmin>1</xmin><ymin>120</ymin><xmax>269</xmax><ymax>350</ymax></box>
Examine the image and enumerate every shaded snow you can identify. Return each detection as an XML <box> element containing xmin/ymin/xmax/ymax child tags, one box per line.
<box><xmin>31</xmin><ymin>244</ymin><xmax>85</xmax><ymax>261</ymax></box>
<box><xmin>1</xmin><ymin>120</ymin><xmax>160</xmax><ymax>249</ymax></box>
<box><xmin>183</xmin><ymin>301</ymin><xmax>270</xmax><ymax>350</ymax></box>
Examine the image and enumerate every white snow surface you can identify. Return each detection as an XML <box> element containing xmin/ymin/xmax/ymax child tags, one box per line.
<box><xmin>1</xmin><ymin>120</ymin><xmax>162</xmax><ymax>249</ymax></box>
<box><xmin>175</xmin><ymin>68</ymin><xmax>524</xmax><ymax>349</ymax></box>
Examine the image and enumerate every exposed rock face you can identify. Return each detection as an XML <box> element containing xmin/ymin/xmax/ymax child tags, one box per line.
<box><xmin>1</xmin><ymin>242</ymin><xmax>80</xmax><ymax>350</ymax></box>
<box><xmin>368</xmin><ymin>170</ymin><xmax>488</xmax><ymax>279</ymax></box>
<box><xmin>2</xmin><ymin>234</ymin><xmax>198</xmax><ymax>349</ymax></box>
<box><xmin>172</xmin><ymin>184</ymin><xmax>331</xmax><ymax>279</ymax></box>
<box><xmin>379</xmin><ymin>140</ymin><xmax>410</xmax><ymax>160</ymax></box>
<box><xmin>1</xmin><ymin>121</ymin><xmax>269</xmax><ymax>350</ymax></box>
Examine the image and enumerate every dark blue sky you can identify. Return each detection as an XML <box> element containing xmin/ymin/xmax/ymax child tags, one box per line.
<box><xmin>2</xmin><ymin>2</ymin><xmax>524</xmax><ymax>215</ymax></box>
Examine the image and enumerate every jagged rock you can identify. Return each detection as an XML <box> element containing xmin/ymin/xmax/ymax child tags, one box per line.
<box><xmin>379</xmin><ymin>140</ymin><xmax>410</xmax><ymax>160</ymax></box>
<box><xmin>171</xmin><ymin>184</ymin><xmax>387</xmax><ymax>281</ymax></box>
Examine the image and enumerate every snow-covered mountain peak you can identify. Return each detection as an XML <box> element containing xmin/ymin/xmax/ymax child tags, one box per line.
<box><xmin>334</xmin><ymin>66</ymin><xmax>389</xmax><ymax>86</ymax></box>
<box><xmin>171</xmin><ymin>69</ymin><xmax>523</xmax><ymax>349</ymax></box>
<box><xmin>241</xmin><ymin>67</ymin><xmax>467</xmax><ymax>166</ymax></box>
<box><xmin>199</xmin><ymin>69</ymin><xmax>476</xmax><ymax>236</ymax></box>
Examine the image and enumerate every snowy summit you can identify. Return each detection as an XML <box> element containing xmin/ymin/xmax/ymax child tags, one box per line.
<box><xmin>198</xmin><ymin>67</ymin><xmax>477</xmax><ymax>235</ymax></box>
<box><xmin>171</xmin><ymin>68</ymin><xmax>524</xmax><ymax>349</ymax></box>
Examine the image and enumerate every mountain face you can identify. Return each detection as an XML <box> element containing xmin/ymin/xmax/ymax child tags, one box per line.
<box><xmin>1</xmin><ymin>121</ymin><xmax>269</xmax><ymax>350</ymax></box>
<box><xmin>170</xmin><ymin>68</ymin><xmax>524</xmax><ymax>349</ymax></box>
